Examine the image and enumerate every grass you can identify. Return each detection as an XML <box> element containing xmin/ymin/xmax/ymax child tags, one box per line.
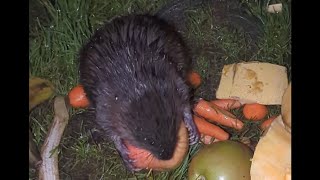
<box><xmin>29</xmin><ymin>0</ymin><xmax>291</xmax><ymax>179</ymax></box>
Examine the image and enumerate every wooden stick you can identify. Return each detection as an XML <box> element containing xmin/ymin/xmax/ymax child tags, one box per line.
<box><xmin>38</xmin><ymin>96</ymin><xmax>69</xmax><ymax>180</ymax></box>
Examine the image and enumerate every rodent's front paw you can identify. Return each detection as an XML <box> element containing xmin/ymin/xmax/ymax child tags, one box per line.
<box><xmin>112</xmin><ymin>136</ymin><xmax>142</xmax><ymax>172</ymax></box>
<box><xmin>122</xmin><ymin>155</ymin><xmax>142</xmax><ymax>172</ymax></box>
<box><xmin>183</xmin><ymin>109</ymin><xmax>200</xmax><ymax>145</ymax></box>
<box><xmin>187</xmin><ymin>125</ymin><xmax>200</xmax><ymax>145</ymax></box>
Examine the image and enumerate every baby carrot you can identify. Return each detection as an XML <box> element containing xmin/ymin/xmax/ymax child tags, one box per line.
<box><xmin>210</xmin><ymin>99</ymin><xmax>242</xmax><ymax>110</ymax></box>
<box><xmin>187</xmin><ymin>71</ymin><xmax>201</xmax><ymax>88</ymax></box>
<box><xmin>260</xmin><ymin>116</ymin><xmax>278</xmax><ymax>131</ymax></box>
<box><xmin>68</xmin><ymin>84</ymin><xmax>89</xmax><ymax>108</ymax></box>
<box><xmin>193</xmin><ymin>99</ymin><xmax>244</xmax><ymax>130</ymax></box>
<box><xmin>193</xmin><ymin>115</ymin><xmax>229</xmax><ymax>141</ymax></box>
<box><xmin>243</xmin><ymin>103</ymin><xmax>268</xmax><ymax>121</ymax></box>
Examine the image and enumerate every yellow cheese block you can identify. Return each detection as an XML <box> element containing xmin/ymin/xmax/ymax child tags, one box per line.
<box><xmin>216</xmin><ymin>62</ymin><xmax>289</xmax><ymax>105</ymax></box>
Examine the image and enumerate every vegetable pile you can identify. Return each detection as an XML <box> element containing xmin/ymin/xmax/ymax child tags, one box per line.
<box><xmin>187</xmin><ymin>63</ymin><xmax>291</xmax><ymax>180</ymax></box>
<box><xmin>193</xmin><ymin>98</ymin><xmax>274</xmax><ymax>144</ymax></box>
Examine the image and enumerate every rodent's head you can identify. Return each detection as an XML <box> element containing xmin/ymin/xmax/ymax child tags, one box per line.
<box><xmin>116</xmin><ymin>69</ymin><xmax>190</xmax><ymax>160</ymax></box>
<box><xmin>123</xmin><ymin>88</ymin><xmax>187</xmax><ymax>160</ymax></box>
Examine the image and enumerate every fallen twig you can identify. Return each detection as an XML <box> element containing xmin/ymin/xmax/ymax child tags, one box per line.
<box><xmin>38</xmin><ymin>96</ymin><xmax>69</xmax><ymax>180</ymax></box>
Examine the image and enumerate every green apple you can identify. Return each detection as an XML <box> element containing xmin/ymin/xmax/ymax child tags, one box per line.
<box><xmin>188</xmin><ymin>140</ymin><xmax>253</xmax><ymax>180</ymax></box>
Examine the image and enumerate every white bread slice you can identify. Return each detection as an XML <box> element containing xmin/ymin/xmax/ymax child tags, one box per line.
<box><xmin>216</xmin><ymin>62</ymin><xmax>288</xmax><ymax>105</ymax></box>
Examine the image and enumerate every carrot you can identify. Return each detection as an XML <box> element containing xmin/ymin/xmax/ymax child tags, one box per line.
<box><xmin>210</xmin><ymin>99</ymin><xmax>242</xmax><ymax>110</ymax></box>
<box><xmin>243</xmin><ymin>103</ymin><xmax>268</xmax><ymax>121</ymax></box>
<box><xmin>260</xmin><ymin>116</ymin><xmax>278</xmax><ymax>131</ymax></box>
<box><xmin>193</xmin><ymin>99</ymin><xmax>244</xmax><ymax>130</ymax></box>
<box><xmin>187</xmin><ymin>71</ymin><xmax>201</xmax><ymax>88</ymax></box>
<box><xmin>193</xmin><ymin>115</ymin><xmax>229</xmax><ymax>140</ymax></box>
<box><xmin>68</xmin><ymin>85</ymin><xmax>89</xmax><ymax>108</ymax></box>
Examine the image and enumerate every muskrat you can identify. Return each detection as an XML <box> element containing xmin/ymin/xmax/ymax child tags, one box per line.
<box><xmin>78</xmin><ymin>14</ymin><xmax>199</xmax><ymax>171</ymax></box>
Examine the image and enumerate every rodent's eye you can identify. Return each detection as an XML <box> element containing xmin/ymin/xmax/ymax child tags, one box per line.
<box><xmin>134</xmin><ymin>127</ymin><xmax>143</xmax><ymax>131</ymax></box>
<box><xmin>135</xmin><ymin>127</ymin><xmax>143</xmax><ymax>131</ymax></box>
